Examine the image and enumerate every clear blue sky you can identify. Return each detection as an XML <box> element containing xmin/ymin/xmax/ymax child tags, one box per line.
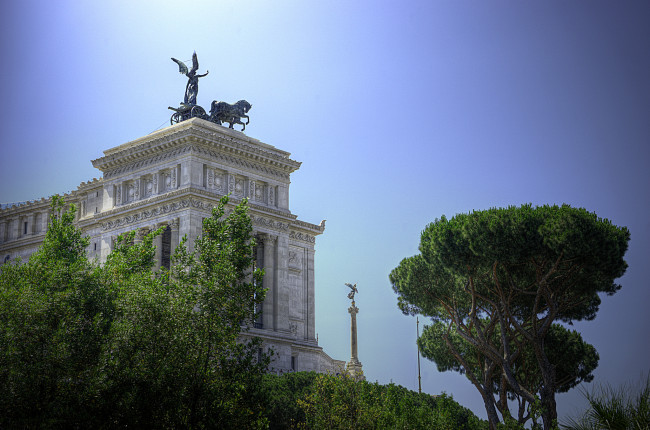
<box><xmin>2</xmin><ymin>0</ymin><xmax>649</xmax><ymax>422</ymax></box>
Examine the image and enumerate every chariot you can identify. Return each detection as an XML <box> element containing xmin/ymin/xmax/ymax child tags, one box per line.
<box><xmin>168</xmin><ymin>104</ymin><xmax>207</xmax><ymax>125</ymax></box>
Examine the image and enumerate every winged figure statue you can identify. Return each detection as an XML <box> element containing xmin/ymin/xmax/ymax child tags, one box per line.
<box><xmin>171</xmin><ymin>51</ymin><xmax>209</xmax><ymax>106</ymax></box>
<box><xmin>345</xmin><ymin>283</ymin><xmax>358</xmax><ymax>300</ymax></box>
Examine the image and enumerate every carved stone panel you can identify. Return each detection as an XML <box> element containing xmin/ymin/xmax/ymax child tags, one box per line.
<box><xmin>234</xmin><ymin>176</ymin><xmax>244</xmax><ymax>196</ymax></box>
<box><xmin>248</xmin><ymin>180</ymin><xmax>255</xmax><ymax>199</ymax></box>
<box><xmin>254</xmin><ymin>181</ymin><xmax>265</xmax><ymax>202</ymax></box>
<box><xmin>127</xmin><ymin>182</ymin><xmax>136</xmax><ymax>202</ymax></box>
<box><xmin>115</xmin><ymin>184</ymin><xmax>122</xmax><ymax>206</ymax></box>
<box><xmin>288</xmin><ymin>246</ymin><xmax>303</xmax><ymax>272</ymax></box>
<box><xmin>206</xmin><ymin>167</ymin><xmax>225</xmax><ymax>193</ymax></box>
<box><xmin>170</xmin><ymin>167</ymin><xmax>177</xmax><ymax>189</ymax></box>
<box><xmin>144</xmin><ymin>176</ymin><xmax>154</xmax><ymax>198</ymax></box>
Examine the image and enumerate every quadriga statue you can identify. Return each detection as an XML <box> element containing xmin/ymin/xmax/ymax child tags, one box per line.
<box><xmin>209</xmin><ymin>100</ymin><xmax>252</xmax><ymax>132</ymax></box>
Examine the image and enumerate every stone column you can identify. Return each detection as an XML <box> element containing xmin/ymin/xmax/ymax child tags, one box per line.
<box><xmin>306</xmin><ymin>249</ymin><xmax>316</xmax><ymax>341</ymax></box>
<box><xmin>25</xmin><ymin>214</ymin><xmax>34</xmax><ymax>235</ymax></box>
<box><xmin>276</xmin><ymin>235</ymin><xmax>290</xmax><ymax>332</ymax></box>
<box><xmin>134</xmin><ymin>228</ymin><xmax>147</xmax><ymax>245</ymax></box>
<box><xmin>8</xmin><ymin>218</ymin><xmax>17</xmax><ymax>241</ymax></box>
<box><xmin>153</xmin><ymin>224</ymin><xmax>164</xmax><ymax>270</ymax></box>
<box><xmin>261</xmin><ymin>234</ymin><xmax>276</xmax><ymax>330</ymax></box>
<box><xmin>41</xmin><ymin>211</ymin><xmax>49</xmax><ymax>233</ymax></box>
<box><xmin>0</xmin><ymin>220</ymin><xmax>6</xmax><ymax>244</ymax></box>
<box><xmin>169</xmin><ymin>218</ymin><xmax>180</xmax><ymax>256</ymax></box>
<box><xmin>346</xmin><ymin>299</ymin><xmax>365</xmax><ymax>380</ymax></box>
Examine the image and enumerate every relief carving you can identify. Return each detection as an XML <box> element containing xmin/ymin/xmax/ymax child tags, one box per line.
<box><xmin>100</xmin><ymin>198</ymin><xmax>215</xmax><ymax>231</ymax></box>
<box><xmin>255</xmin><ymin>183</ymin><xmax>263</xmax><ymax>201</ymax></box>
<box><xmin>207</xmin><ymin>168</ymin><xmax>214</xmax><ymax>189</ymax></box>
<box><xmin>289</xmin><ymin>231</ymin><xmax>315</xmax><ymax>243</ymax></box>
<box><xmin>145</xmin><ymin>178</ymin><xmax>154</xmax><ymax>198</ymax></box>
<box><xmin>164</xmin><ymin>172</ymin><xmax>172</xmax><ymax>191</ymax></box>
<box><xmin>228</xmin><ymin>174</ymin><xmax>235</xmax><ymax>193</ymax></box>
<box><xmin>235</xmin><ymin>178</ymin><xmax>243</xmax><ymax>195</ymax></box>
<box><xmin>214</xmin><ymin>171</ymin><xmax>223</xmax><ymax>191</ymax></box>
<box><xmin>133</xmin><ymin>179</ymin><xmax>141</xmax><ymax>201</ymax></box>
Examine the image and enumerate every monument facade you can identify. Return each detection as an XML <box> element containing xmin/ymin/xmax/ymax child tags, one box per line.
<box><xmin>0</xmin><ymin>117</ymin><xmax>345</xmax><ymax>375</ymax></box>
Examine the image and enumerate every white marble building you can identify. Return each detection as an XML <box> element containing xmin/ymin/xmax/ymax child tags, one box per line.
<box><xmin>0</xmin><ymin>118</ymin><xmax>345</xmax><ymax>375</ymax></box>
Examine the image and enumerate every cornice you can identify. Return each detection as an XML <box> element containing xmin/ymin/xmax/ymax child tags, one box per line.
<box><xmin>76</xmin><ymin>177</ymin><xmax>104</xmax><ymax>192</ymax></box>
<box><xmin>0</xmin><ymin>233</ymin><xmax>45</xmax><ymax>252</ymax></box>
<box><xmin>92</xmin><ymin>119</ymin><xmax>301</xmax><ymax>179</ymax></box>
<box><xmin>0</xmin><ymin>193</ymin><xmax>82</xmax><ymax>218</ymax></box>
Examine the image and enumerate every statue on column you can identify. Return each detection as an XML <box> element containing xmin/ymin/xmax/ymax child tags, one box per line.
<box><xmin>345</xmin><ymin>282</ymin><xmax>364</xmax><ymax>380</ymax></box>
<box><xmin>346</xmin><ymin>282</ymin><xmax>358</xmax><ymax>300</ymax></box>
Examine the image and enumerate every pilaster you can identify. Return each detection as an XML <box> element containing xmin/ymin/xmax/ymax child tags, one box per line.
<box><xmin>306</xmin><ymin>248</ymin><xmax>316</xmax><ymax>341</ymax></box>
<box><xmin>276</xmin><ymin>234</ymin><xmax>290</xmax><ymax>332</ymax></box>
<box><xmin>261</xmin><ymin>234</ymin><xmax>277</xmax><ymax>330</ymax></box>
<box><xmin>0</xmin><ymin>221</ymin><xmax>6</xmax><ymax>244</ymax></box>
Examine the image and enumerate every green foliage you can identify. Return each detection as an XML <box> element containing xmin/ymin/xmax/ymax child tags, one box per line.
<box><xmin>562</xmin><ymin>376</ymin><xmax>650</xmax><ymax>430</ymax></box>
<box><xmin>261</xmin><ymin>372</ymin><xmax>487</xmax><ymax>429</ymax></box>
<box><xmin>0</xmin><ymin>196</ymin><xmax>114</xmax><ymax>426</ymax></box>
<box><xmin>0</xmin><ymin>194</ymin><xmax>270</xmax><ymax>428</ymax></box>
<box><xmin>390</xmin><ymin>204</ymin><xmax>629</xmax><ymax>429</ymax></box>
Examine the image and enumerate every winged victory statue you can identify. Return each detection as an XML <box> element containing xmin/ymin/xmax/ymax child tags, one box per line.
<box><xmin>345</xmin><ymin>283</ymin><xmax>358</xmax><ymax>301</ymax></box>
<box><xmin>172</xmin><ymin>51</ymin><xmax>209</xmax><ymax>107</ymax></box>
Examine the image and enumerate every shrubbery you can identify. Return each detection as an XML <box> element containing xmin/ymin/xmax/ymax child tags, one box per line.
<box><xmin>262</xmin><ymin>371</ymin><xmax>487</xmax><ymax>429</ymax></box>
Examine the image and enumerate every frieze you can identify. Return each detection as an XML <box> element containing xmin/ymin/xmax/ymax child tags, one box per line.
<box><xmin>100</xmin><ymin>197</ymin><xmax>215</xmax><ymax>231</ymax></box>
<box><xmin>289</xmin><ymin>231</ymin><xmax>316</xmax><ymax>244</ymax></box>
<box><xmin>100</xmin><ymin>194</ymin><xmax>292</xmax><ymax>234</ymax></box>
<box><xmin>253</xmin><ymin>216</ymin><xmax>289</xmax><ymax>231</ymax></box>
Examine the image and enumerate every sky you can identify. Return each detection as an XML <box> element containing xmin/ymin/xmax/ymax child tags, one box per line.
<box><xmin>1</xmin><ymin>0</ymin><xmax>649</xmax><ymax>423</ymax></box>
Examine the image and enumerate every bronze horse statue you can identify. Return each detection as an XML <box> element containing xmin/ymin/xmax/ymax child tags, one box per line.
<box><xmin>209</xmin><ymin>100</ymin><xmax>252</xmax><ymax>131</ymax></box>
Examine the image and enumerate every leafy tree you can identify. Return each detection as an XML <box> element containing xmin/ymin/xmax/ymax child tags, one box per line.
<box><xmin>390</xmin><ymin>204</ymin><xmax>629</xmax><ymax>430</ymax></box>
<box><xmin>98</xmin><ymin>194</ymin><xmax>269</xmax><ymax>427</ymax></box>
<box><xmin>0</xmin><ymin>196</ymin><xmax>114</xmax><ymax>427</ymax></box>
<box><xmin>294</xmin><ymin>372</ymin><xmax>486</xmax><ymax>429</ymax></box>
<box><xmin>0</xmin><ymin>194</ymin><xmax>270</xmax><ymax>428</ymax></box>
<box><xmin>419</xmin><ymin>321</ymin><xmax>598</xmax><ymax>427</ymax></box>
<box><xmin>261</xmin><ymin>371</ymin><xmax>319</xmax><ymax>429</ymax></box>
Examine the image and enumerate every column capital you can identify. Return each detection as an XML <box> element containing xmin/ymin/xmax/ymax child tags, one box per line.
<box><xmin>348</xmin><ymin>303</ymin><xmax>359</xmax><ymax>315</ymax></box>
<box><xmin>259</xmin><ymin>233</ymin><xmax>278</xmax><ymax>245</ymax></box>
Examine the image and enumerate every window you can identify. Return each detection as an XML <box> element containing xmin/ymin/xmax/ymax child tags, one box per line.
<box><xmin>3</xmin><ymin>255</ymin><xmax>10</xmax><ymax>263</ymax></box>
<box><xmin>24</xmin><ymin>222</ymin><xmax>28</xmax><ymax>235</ymax></box>
<box><xmin>291</xmin><ymin>356</ymin><xmax>296</xmax><ymax>371</ymax></box>
<box><xmin>94</xmin><ymin>243</ymin><xmax>97</xmax><ymax>251</ymax></box>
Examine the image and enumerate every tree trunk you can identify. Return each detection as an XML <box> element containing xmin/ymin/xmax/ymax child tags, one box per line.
<box><xmin>533</xmin><ymin>337</ymin><xmax>557</xmax><ymax>429</ymax></box>
<box><xmin>481</xmin><ymin>391</ymin><xmax>501</xmax><ymax>430</ymax></box>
